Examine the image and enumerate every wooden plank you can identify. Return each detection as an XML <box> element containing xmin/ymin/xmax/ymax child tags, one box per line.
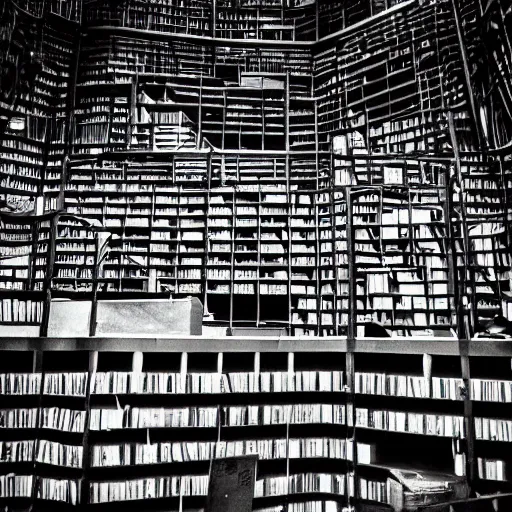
<box><xmin>2</xmin><ymin>336</ymin><xmax>512</xmax><ymax>356</ymax></box>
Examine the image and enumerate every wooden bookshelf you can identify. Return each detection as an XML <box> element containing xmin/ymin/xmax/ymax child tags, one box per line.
<box><xmin>0</xmin><ymin>0</ymin><xmax>81</xmax><ymax>336</ymax></box>
<box><xmin>1</xmin><ymin>336</ymin><xmax>512</xmax><ymax>509</ymax></box>
<box><xmin>0</xmin><ymin>2</ymin><xmax>510</xmax><ymax>345</ymax></box>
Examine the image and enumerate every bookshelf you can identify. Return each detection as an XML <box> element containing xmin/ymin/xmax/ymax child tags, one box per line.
<box><xmin>83</xmin><ymin>0</ymin><xmax>318</xmax><ymax>42</ymax></box>
<box><xmin>0</xmin><ymin>0</ymin><xmax>81</xmax><ymax>333</ymax></box>
<box><xmin>216</xmin><ymin>1</ymin><xmax>295</xmax><ymax>42</ymax></box>
<box><xmin>0</xmin><ymin>0</ymin><xmax>510</xmax><ymax>340</ymax></box>
<box><xmin>84</xmin><ymin>0</ymin><xmax>213</xmax><ymax>37</ymax></box>
<box><xmin>1</xmin><ymin>336</ymin><xmax>512</xmax><ymax>509</ymax></box>
<box><xmin>1</xmin><ymin>5</ymin><xmax>511</xmax><ymax>509</ymax></box>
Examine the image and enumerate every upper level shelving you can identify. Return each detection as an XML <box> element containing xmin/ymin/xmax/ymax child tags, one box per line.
<box><xmin>81</xmin><ymin>0</ymin><xmax>414</xmax><ymax>43</ymax></box>
<box><xmin>1</xmin><ymin>0</ymin><xmax>511</xmax><ymax>341</ymax></box>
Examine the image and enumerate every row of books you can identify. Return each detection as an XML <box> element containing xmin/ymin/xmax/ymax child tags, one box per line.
<box><xmin>89</xmin><ymin>472</ymin><xmax>360</xmax><ymax>504</ymax></box>
<box><xmin>0</xmin><ymin>472</ymin><xmax>78</xmax><ymax>502</ymax></box>
<box><xmin>359</xmin><ymin>477</ymin><xmax>387</xmax><ymax>504</ymax></box>
<box><xmin>91</xmin><ymin>438</ymin><xmax>356</xmax><ymax>466</ymax></box>
<box><xmin>89</xmin><ymin>475</ymin><xmax>207</xmax><ymax>503</ymax></box>
<box><xmin>355</xmin><ymin>409</ymin><xmax>466</xmax><ymax>438</ymax></box>
<box><xmin>0</xmin><ymin>407</ymin><xmax>86</xmax><ymax>432</ymax></box>
<box><xmin>43</xmin><ymin>373</ymin><xmax>88</xmax><ymax>397</ymax></box>
<box><xmin>477</xmin><ymin>458</ymin><xmax>509</xmax><ymax>482</ymax></box>
<box><xmin>4</xmin><ymin>373</ymin><xmax>509</xmax><ymax>407</ymax></box>
<box><xmin>0</xmin><ymin>225</ymin><xmax>32</xmax><ymax>242</ymax></box>
<box><xmin>254</xmin><ymin>473</ymin><xmax>348</xmax><ymax>498</ymax></box>
<box><xmin>92</xmin><ymin>441</ymin><xmax>219</xmax><ymax>467</ymax></box>
<box><xmin>59</xmin><ymin>198</ymin><xmax>352</xmax><ymax>216</ymax></box>
<box><xmin>0</xmin><ymin>474</ymin><xmax>32</xmax><ymax>498</ymax></box>
<box><xmin>0</xmin><ymin>408</ymin><xmax>38</xmax><ymax>429</ymax></box>
<box><xmin>0</xmin><ymin>258</ymin><xmax>31</xmax><ymax>275</ymax></box>
<box><xmin>0</xmin><ymin>373</ymin><xmax>42</xmax><ymax>395</ymax></box>
<box><xmin>55</xmin><ymin>268</ymin><xmax>94</xmax><ymax>279</ymax></box>
<box><xmin>55</xmin><ymin>254</ymin><xmax>95</xmax><ymax>265</ymax></box>
<box><xmin>37</xmin><ymin>477</ymin><xmax>80</xmax><ymax>504</ymax></box>
<box><xmin>90</xmin><ymin>406</ymin><xmax>217</xmax><ymax>430</ymax></box>
<box><xmin>0</xmin><ymin>440</ymin><xmax>34</xmax><ymax>463</ymax></box>
<box><xmin>226</xmin><ymin>371</ymin><xmax>344</xmax><ymax>393</ymax></box>
<box><xmin>228</xmin><ymin>404</ymin><xmax>346</xmax><ymax>426</ymax></box>
<box><xmin>0</xmin><ymin>298</ymin><xmax>43</xmax><ymax>323</ymax></box>
<box><xmin>231</xmin><ymin>437</ymin><xmax>357</xmax><ymax>461</ymax></box>
<box><xmin>233</xmin><ymin>283</ymin><xmax>256</xmax><ymax>294</ymax></box>
<box><xmin>0</xmin><ymin>163</ymin><xmax>41</xmax><ymax>180</ymax></box>
<box><xmin>0</xmin><ymin>245</ymin><xmax>33</xmax><ymax>259</ymax></box>
<box><xmin>92</xmin><ymin>371</ymin><xmax>345</xmax><ymax>394</ymax></box>
<box><xmin>354</xmin><ymin>373</ymin><xmax>464</xmax><ymax>401</ymax></box>
<box><xmin>474</xmin><ymin>417</ymin><xmax>512</xmax><ymax>442</ymax></box>
<box><xmin>85</xmin><ymin>2</ymin><xmax>211</xmax><ymax>33</ymax></box>
<box><xmin>0</xmin><ymin>150</ymin><xmax>43</xmax><ymax>165</ymax></box>
<box><xmin>260</xmin><ymin>283</ymin><xmax>288</xmax><ymax>295</ymax></box>
<box><xmin>0</xmin><ymin>178</ymin><xmax>37</xmax><ymax>193</ymax></box>
<box><xmin>90</xmin><ymin>404</ymin><xmax>346</xmax><ymax>430</ymax></box>
<box><xmin>0</xmin><ymin>373</ymin><xmax>89</xmax><ymax>396</ymax></box>
<box><xmin>471</xmin><ymin>379</ymin><xmax>512</xmax><ymax>402</ymax></box>
<box><xmin>36</xmin><ymin>440</ymin><xmax>83</xmax><ymax>468</ymax></box>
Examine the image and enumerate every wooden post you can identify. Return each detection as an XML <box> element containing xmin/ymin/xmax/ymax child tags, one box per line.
<box><xmin>459</xmin><ymin>340</ymin><xmax>476</xmax><ymax>491</ymax></box>
<box><xmin>80</xmin><ymin>350</ymin><xmax>98</xmax><ymax>507</ymax></box>
<box><xmin>204</xmin><ymin>155</ymin><xmax>212</xmax><ymax>308</ymax></box>
<box><xmin>39</xmin><ymin>214</ymin><xmax>60</xmax><ymax>337</ymax></box>
<box><xmin>330</xmin><ymin>153</ymin><xmax>338</xmax><ymax>337</ymax></box>
<box><xmin>345</xmin><ymin>344</ymin><xmax>358</xmax><ymax>508</ymax></box>
<box><xmin>447</xmin><ymin>112</ymin><xmax>473</xmax><ymax>339</ymax></box>
<box><xmin>128</xmin><ymin>76</ymin><xmax>137</xmax><ymax>149</ymax></box>
<box><xmin>346</xmin><ymin>188</ymin><xmax>356</xmax><ymax>340</ymax></box>
<box><xmin>450</xmin><ymin>0</ymin><xmax>484</xmax><ymax>149</ymax></box>
<box><xmin>29</xmin><ymin>349</ymin><xmax>44</xmax><ymax>507</ymax></box>
<box><xmin>285</xmin><ymin>72</ymin><xmax>291</xmax><ymax>331</ymax></box>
